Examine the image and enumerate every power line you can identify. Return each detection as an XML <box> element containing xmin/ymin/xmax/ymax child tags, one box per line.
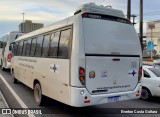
<box><xmin>136</xmin><ymin>13</ymin><xmax>160</xmax><ymax>17</ymax></box>
<box><xmin>135</xmin><ymin>10</ymin><xmax>160</xmax><ymax>16</ymax></box>
<box><xmin>143</xmin><ymin>11</ymin><xmax>160</xmax><ymax>15</ymax></box>
<box><xmin>131</xmin><ymin>17</ymin><xmax>160</xmax><ymax>24</ymax></box>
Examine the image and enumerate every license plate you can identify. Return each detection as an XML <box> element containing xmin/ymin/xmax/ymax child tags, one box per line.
<box><xmin>108</xmin><ymin>96</ymin><xmax>120</xmax><ymax>102</ymax></box>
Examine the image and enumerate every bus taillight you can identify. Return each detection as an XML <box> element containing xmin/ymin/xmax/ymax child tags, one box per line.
<box><xmin>138</xmin><ymin>66</ymin><xmax>142</xmax><ymax>82</ymax></box>
<box><xmin>7</xmin><ymin>54</ymin><xmax>12</xmax><ymax>62</ymax></box>
<box><xmin>79</xmin><ymin>67</ymin><xmax>85</xmax><ymax>85</ymax></box>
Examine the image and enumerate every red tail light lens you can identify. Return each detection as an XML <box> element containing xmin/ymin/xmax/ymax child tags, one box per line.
<box><xmin>79</xmin><ymin>69</ymin><xmax>85</xmax><ymax>75</ymax></box>
<box><xmin>7</xmin><ymin>54</ymin><xmax>12</xmax><ymax>59</ymax></box>
<box><xmin>79</xmin><ymin>67</ymin><xmax>85</xmax><ymax>85</ymax></box>
<box><xmin>138</xmin><ymin>67</ymin><xmax>142</xmax><ymax>82</ymax></box>
<box><xmin>127</xmin><ymin>20</ymin><xmax>132</xmax><ymax>24</ymax></box>
<box><xmin>82</xmin><ymin>13</ymin><xmax>89</xmax><ymax>17</ymax></box>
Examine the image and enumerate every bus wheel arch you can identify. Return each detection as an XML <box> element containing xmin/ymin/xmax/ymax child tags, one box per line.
<box><xmin>12</xmin><ymin>68</ymin><xmax>18</xmax><ymax>84</ymax></box>
<box><xmin>33</xmin><ymin>79</ymin><xmax>46</xmax><ymax>106</ymax></box>
<box><xmin>11</xmin><ymin>68</ymin><xmax>14</xmax><ymax>76</ymax></box>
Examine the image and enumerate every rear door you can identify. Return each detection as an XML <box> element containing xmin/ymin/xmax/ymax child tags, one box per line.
<box><xmin>82</xmin><ymin>14</ymin><xmax>141</xmax><ymax>94</ymax></box>
<box><xmin>86</xmin><ymin>56</ymin><xmax>139</xmax><ymax>94</ymax></box>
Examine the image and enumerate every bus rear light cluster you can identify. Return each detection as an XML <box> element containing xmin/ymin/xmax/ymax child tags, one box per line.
<box><xmin>7</xmin><ymin>54</ymin><xmax>12</xmax><ymax>62</ymax></box>
<box><xmin>79</xmin><ymin>67</ymin><xmax>85</xmax><ymax>85</ymax></box>
<box><xmin>127</xmin><ymin>20</ymin><xmax>132</xmax><ymax>24</ymax></box>
<box><xmin>82</xmin><ymin>13</ymin><xmax>89</xmax><ymax>17</ymax></box>
<box><xmin>138</xmin><ymin>66</ymin><xmax>142</xmax><ymax>82</ymax></box>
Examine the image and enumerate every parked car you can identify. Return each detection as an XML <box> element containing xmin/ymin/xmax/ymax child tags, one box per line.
<box><xmin>154</xmin><ymin>63</ymin><xmax>160</xmax><ymax>68</ymax></box>
<box><xmin>141</xmin><ymin>65</ymin><xmax>160</xmax><ymax>100</ymax></box>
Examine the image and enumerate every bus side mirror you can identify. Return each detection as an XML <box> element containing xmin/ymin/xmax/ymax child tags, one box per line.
<box><xmin>9</xmin><ymin>44</ymin><xmax>12</xmax><ymax>51</ymax></box>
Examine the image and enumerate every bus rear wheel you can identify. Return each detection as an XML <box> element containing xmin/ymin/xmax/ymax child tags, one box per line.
<box><xmin>13</xmin><ymin>78</ymin><xmax>18</xmax><ymax>84</ymax></box>
<box><xmin>12</xmin><ymin>69</ymin><xmax>18</xmax><ymax>84</ymax></box>
<box><xmin>34</xmin><ymin>83</ymin><xmax>46</xmax><ymax>106</ymax></box>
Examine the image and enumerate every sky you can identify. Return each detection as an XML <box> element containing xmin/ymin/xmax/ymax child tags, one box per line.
<box><xmin>0</xmin><ymin>0</ymin><xmax>160</xmax><ymax>37</ymax></box>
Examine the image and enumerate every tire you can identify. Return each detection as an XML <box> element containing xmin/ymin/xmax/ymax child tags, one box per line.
<box><xmin>34</xmin><ymin>82</ymin><xmax>46</xmax><ymax>106</ymax></box>
<box><xmin>11</xmin><ymin>69</ymin><xmax>18</xmax><ymax>84</ymax></box>
<box><xmin>1</xmin><ymin>60</ymin><xmax>5</xmax><ymax>71</ymax></box>
<box><xmin>13</xmin><ymin>77</ymin><xmax>18</xmax><ymax>84</ymax></box>
<box><xmin>141</xmin><ymin>88</ymin><xmax>152</xmax><ymax>100</ymax></box>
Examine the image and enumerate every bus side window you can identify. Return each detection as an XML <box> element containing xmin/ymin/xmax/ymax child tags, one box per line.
<box><xmin>2</xmin><ymin>42</ymin><xmax>6</xmax><ymax>55</ymax></box>
<box><xmin>1</xmin><ymin>43</ymin><xmax>4</xmax><ymax>56</ymax></box>
<box><xmin>25</xmin><ymin>39</ymin><xmax>31</xmax><ymax>56</ymax></box>
<box><xmin>9</xmin><ymin>43</ymin><xmax>14</xmax><ymax>54</ymax></box>
<box><xmin>17</xmin><ymin>41</ymin><xmax>24</xmax><ymax>56</ymax></box>
<box><xmin>49</xmin><ymin>32</ymin><xmax>60</xmax><ymax>58</ymax></box>
<box><xmin>15</xmin><ymin>42</ymin><xmax>19</xmax><ymax>56</ymax></box>
<box><xmin>30</xmin><ymin>38</ymin><xmax>37</xmax><ymax>57</ymax></box>
<box><xmin>12</xmin><ymin>43</ymin><xmax>16</xmax><ymax>56</ymax></box>
<box><xmin>0</xmin><ymin>41</ymin><xmax>3</xmax><ymax>48</ymax></box>
<box><xmin>22</xmin><ymin>40</ymin><xmax>27</xmax><ymax>56</ymax></box>
<box><xmin>58</xmin><ymin>29</ymin><xmax>71</xmax><ymax>59</ymax></box>
<box><xmin>15</xmin><ymin>35</ymin><xmax>18</xmax><ymax>40</ymax></box>
<box><xmin>3</xmin><ymin>42</ymin><xmax>7</xmax><ymax>48</ymax></box>
<box><xmin>42</xmin><ymin>34</ymin><xmax>50</xmax><ymax>57</ymax></box>
<box><xmin>35</xmin><ymin>36</ymin><xmax>43</xmax><ymax>57</ymax></box>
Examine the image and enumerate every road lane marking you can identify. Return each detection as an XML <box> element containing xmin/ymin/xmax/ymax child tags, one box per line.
<box><xmin>0</xmin><ymin>91</ymin><xmax>14</xmax><ymax>117</ymax></box>
<box><xmin>0</xmin><ymin>74</ymin><xmax>35</xmax><ymax>117</ymax></box>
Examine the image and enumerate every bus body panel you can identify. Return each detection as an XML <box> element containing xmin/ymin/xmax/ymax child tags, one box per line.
<box><xmin>14</xmin><ymin>56</ymin><xmax>71</xmax><ymax>105</ymax></box>
<box><xmin>70</xmin><ymin>83</ymin><xmax>141</xmax><ymax>107</ymax></box>
<box><xmin>85</xmin><ymin>56</ymin><xmax>139</xmax><ymax>94</ymax></box>
<box><xmin>81</xmin><ymin>16</ymin><xmax>142</xmax><ymax>95</ymax></box>
<box><xmin>70</xmin><ymin>15</ymin><xmax>86</xmax><ymax>87</ymax></box>
<box><xmin>0</xmin><ymin>32</ymin><xmax>24</xmax><ymax>69</ymax></box>
<box><xmin>11</xmin><ymin>4</ymin><xmax>142</xmax><ymax>107</ymax></box>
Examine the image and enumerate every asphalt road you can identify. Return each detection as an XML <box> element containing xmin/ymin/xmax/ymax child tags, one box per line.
<box><xmin>0</xmin><ymin>69</ymin><xmax>160</xmax><ymax>117</ymax></box>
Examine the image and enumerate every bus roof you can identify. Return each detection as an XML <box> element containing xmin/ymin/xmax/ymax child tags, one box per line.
<box><xmin>15</xmin><ymin>16</ymin><xmax>74</xmax><ymax>42</ymax></box>
<box><xmin>0</xmin><ymin>31</ymin><xmax>24</xmax><ymax>38</ymax></box>
<box><xmin>74</xmin><ymin>3</ymin><xmax>125</xmax><ymax>18</ymax></box>
<box><xmin>16</xmin><ymin>3</ymin><xmax>126</xmax><ymax>42</ymax></box>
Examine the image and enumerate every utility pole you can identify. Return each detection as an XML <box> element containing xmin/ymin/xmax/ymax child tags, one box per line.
<box><xmin>131</xmin><ymin>14</ymin><xmax>137</xmax><ymax>26</ymax></box>
<box><xmin>151</xmin><ymin>28</ymin><xmax>153</xmax><ymax>59</ymax></box>
<box><xmin>127</xmin><ymin>0</ymin><xmax>131</xmax><ymax>20</ymax></box>
<box><xmin>22</xmin><ymin>13</ymin><xmax>25</xmax><ymax>33</ymax></box>
<box><xmin>139</xmin><ymin>0</ymin><xmax>143</xmax><ymax>51</ymax></box>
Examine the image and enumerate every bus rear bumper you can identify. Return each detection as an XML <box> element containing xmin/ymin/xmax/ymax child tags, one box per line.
<box><xmin>4</xmin><ymin>62</ymin><xmax>12</xmax><ymax>69</ymax></box>
<box><xmin>70</xmin><ymin>83</ymin><xmax>142</xmax><ymax>107</ymax></box>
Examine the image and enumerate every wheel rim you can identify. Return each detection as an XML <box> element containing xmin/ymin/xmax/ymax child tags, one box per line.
<box><xmin>141</xmin><ymin>89</ymin><xmax>149</xmax><ymax>99</ymax></box>
<box><xmin>34</xmin><ymin>84</ymin><xmax>41</xmax><ymax>103</ymax></box>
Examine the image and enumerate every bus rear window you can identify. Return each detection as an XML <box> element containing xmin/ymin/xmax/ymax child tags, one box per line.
<box><xmin>82</xmin><ymin>13</ymin><xmax>131</xmax><ymax>25</ymax></box>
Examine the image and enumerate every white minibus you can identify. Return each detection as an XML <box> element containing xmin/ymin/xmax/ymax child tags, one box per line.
<box><xmin>0</xmin><ymin>31</ymin><xmax>24</xmax><ymax>70</ymax></box>
<box><xmin>11</xmin><ymin>3</ymin><xmax>142</xmax><ymax>107</ymax></box>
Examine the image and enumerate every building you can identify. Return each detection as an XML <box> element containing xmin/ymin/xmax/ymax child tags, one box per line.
<box><xmin>146</xmin><ymin>20</ymin><xmax>160</xmax><ymax>54</ymax></box>
<box><xmin>19</xmin><ymin>20</ymin><xmax>44</xmax><ymax>33</ymax></box>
